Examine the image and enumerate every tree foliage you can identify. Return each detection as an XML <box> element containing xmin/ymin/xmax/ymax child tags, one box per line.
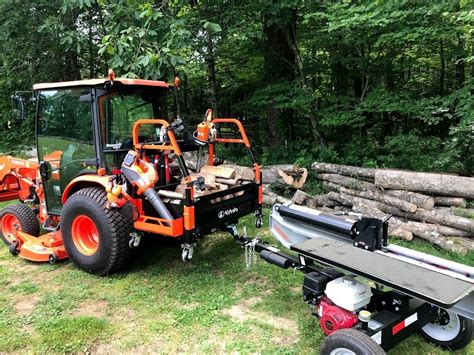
<box><xmin>0</xmin><ymin>0</ymin><xmax>472</xmax><ymax>174</ymax></box>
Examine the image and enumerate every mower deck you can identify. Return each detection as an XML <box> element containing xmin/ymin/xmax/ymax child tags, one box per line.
<box><xmin>292</xmin><ymin>237</ymin><xmax>474</xmax><ymax>310</ymax></box>
<box><xmin>14</xmin><ymin>230</ymin><xmax>68</xmax><ymax>263</ymax></box>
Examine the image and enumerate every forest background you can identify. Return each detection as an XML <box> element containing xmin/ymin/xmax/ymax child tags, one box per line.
<box><xmin>0</xmin><ymin>0</ymin><xmax>472</xmax><ymax>175</ymax></box>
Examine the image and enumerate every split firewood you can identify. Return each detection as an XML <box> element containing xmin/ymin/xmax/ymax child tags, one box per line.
<box><xmin>374</xmin><ymin>170</ymin><xmax>474</xmax><ymax>199</ymax></box>
<box><xmin>317</xmin><ymin>173</ymin><xmax>375</xmax><ymax>191</ymax></box>
<box><xmin>312</xmin><ymin>162</ymin><xmax>375</xmax><ymax>180</ymax></box>
<box><xmin>200</xmin><ymin>165</ymin><xmax>236</xmax><ymax>179</ymax></box>
<box><xmin>324</xmin><ymin>182</ymin><xmax>417</xmax><ymax>213</ymax></box>
<box><xmin>385</xmin><ymin>190</ymin><xmax>435</xmax><ymax>210</ymax></box>
<box><xmin>433</xmin><ymin>197</ymin><xmax>467</xmax><ymax>208</ymax></box>
<box><xmin>215</xmin><ymin>177</ymin><xmax>240</xmax><ymax>186</ymax></box>
<box><xmin>278</xmin><ymin>166</ymin><xmax>308</xmax><ymax>189</ymax></box>
<box><xmin>222</xmin><ymin>164</ymin><xmax>256</xmax><ymax>181</ymax></box>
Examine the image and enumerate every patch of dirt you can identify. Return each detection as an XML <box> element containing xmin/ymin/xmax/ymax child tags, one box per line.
<box><xmin>245</xmin><ymin>273</ymin><xmax>270</xmax><ymax>287</ymax></box>
<box><xmin>290</xmin><ymin>286</ymin><xmax>301</xmax><ymax>294</ymax></box>
<box><xmin>70</xmin><ymin>299</ymin><xmax>108</xmax><ymax>318</ymax></box>
<box><xmin>15</xmin><ymin>294</ymin><xmax>40</xmax><ymax>316</ymax></box>
<box><xmin>222</xmin><ymin>296</ymin><xmax>298</xmax><ymax>334</ymax></box>
<box><xmin>180</xmin><ymin>302</ymin><xmax>200</xmax><ymax>310</ymax></box>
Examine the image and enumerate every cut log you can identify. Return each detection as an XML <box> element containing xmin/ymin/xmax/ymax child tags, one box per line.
<box><xmin>291</xmin><ymin>190</ymin><xmax>338</xmax><ymax>208</ymax></box>
<box><xmin>262</xmin><ymin>189</ymin><xmax>290</xmax><ymax>205</ymax></box>
<box><xmin>312</xmin><ymin>162</ymin><xmax>375</xmax><ymax>180</ymax></box>
<box><xmin>347</xmin><ymin>195</ymin><xmax>474</xmax><ymax>234</ymax></box>
<box><xmin>374</xmin><ymin>170</ymin><xmax>474</xmax><ymax>199</ymax></box>
<box><xmin>434</xmin><ymin>197</ymin><xmax>467</xmax><ymax>207</ymax></box>
<box><xmin>323</xmin><ymin>182</ymin><xmax>417</xmax><ymax>213</ymax></box>
<box><xmin>327</xmin><ymin>191</ymin><xmax>352</xmax><ymax>206</ymax></box>
<box><xmin>385</xmin><ymin>190</ymin><xmax>435</xmax><ymax>210</ymax></box>
<box><xmin>222</xmin><ymin>164</ymin><xmax>255</xmax><ymax>181</ymax></box>
<box><xmin>200</xmin><ymin>165</ymin><xmax>236</xmax><ymax>179</ymax></box>
<box><xmin>434</xmin><ymin>207</ymin><xmax>474</xmax><ymax>220</ymax></box>
<box><xmin>351</xmin><ymin>203</ymin><xmax>413</xmax><ymax>241</ymax></box>
<box><xmin>402</xmin><ymin>221</ymin><xmax>470</xmax><ymax>255</ymax></box>
<box><xmin>278</xmin><ymin>167</ymin><xmax>308</xmax><ymax>189</ymax></box>
<box><xmin>261</xmin><ymin>164</ymin><xmax>294</xmax><ymax>184</ymax></box>
<box><xmin>292</xmin><ymin>189</ymin><xmax>309</xmax><ymax>205</ymax></box>
<box><xmin>317</xmin><ymin>173</ymin><xmax>375</xmax><ymax>191</ymax></box>
<box><xmin>352</xmin><ymin>203</ymin><xmax>470</xmax><ymax>253</ymax></box>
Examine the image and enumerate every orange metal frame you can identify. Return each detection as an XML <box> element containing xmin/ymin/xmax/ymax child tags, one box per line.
<box><xmin>132</xmin><ymin>119</ymin><xmax>182</xmax><ymax>154</ymax></box>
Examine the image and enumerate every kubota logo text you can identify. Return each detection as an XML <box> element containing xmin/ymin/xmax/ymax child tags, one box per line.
<box><xmin>218</xmin><ymin>207</ymin><xmax>239</xmax><ymax>219</ymax></box>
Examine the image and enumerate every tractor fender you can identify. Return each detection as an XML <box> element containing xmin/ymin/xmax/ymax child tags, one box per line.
<box><xmin>62</xmin><ymin>174</ymin><xmax>111</xmax><ymax>204</ymax></box>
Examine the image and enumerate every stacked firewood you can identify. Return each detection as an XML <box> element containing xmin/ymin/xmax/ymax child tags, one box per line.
<box><xmin>180</xmin><ymin>151</ymin><xmax>308</xmax><ymax>199</ymax></box>
<box><xmin>288</xmin><ymin>162</ymin><xmax>474</xmax><ymax>255</ymax></box>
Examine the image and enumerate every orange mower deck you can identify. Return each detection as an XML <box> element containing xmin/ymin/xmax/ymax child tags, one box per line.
<box><xmin>10</xmin><ymin>230</ymin><xmax>68</xmax><ymax>264</ymax></box>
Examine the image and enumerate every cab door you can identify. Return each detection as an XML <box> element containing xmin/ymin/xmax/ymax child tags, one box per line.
<box><xmin>36</xmin><ymin>88</ymin><xmax>97</xmax><ymax>215</ymax></box>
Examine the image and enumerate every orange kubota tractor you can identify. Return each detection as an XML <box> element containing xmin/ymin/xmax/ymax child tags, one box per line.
<box><xmin>0</xmin><ymin>71</ymin><xmax>263</xmax><ymax>275</ymax></box>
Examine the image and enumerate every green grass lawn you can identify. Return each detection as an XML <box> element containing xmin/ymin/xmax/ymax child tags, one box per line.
<box><xmin>0</xmin><ymin>199</ymin><xmax>472</xmax><ymax>354</ymax></box>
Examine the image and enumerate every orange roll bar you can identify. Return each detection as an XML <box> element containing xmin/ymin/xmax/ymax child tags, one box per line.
<box><xmin>132</xmin><ymin>119</ymin><xmax>182</xmax><ymax>155</ymax></box>
<box><xmin>212</xmin><ymin>118</ymin><xmax>251</xmax><ymax>148</ymax></box>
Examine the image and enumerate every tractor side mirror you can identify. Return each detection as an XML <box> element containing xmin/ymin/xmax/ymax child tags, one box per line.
<box><xmin>39</xmin><ymin>161</ymin><xmax>52</xmax><ymax>181</ymax></box>
<box><xmin>11</xmin><ymin>94</ymin><xmax>26</xmax><ymax>120</ymax></box>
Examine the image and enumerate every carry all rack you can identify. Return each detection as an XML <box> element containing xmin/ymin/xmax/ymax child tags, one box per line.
<box><xmin>239</xmin><ymin>203</ymin><xmax>473</xmax><ymax>353</ymax></box>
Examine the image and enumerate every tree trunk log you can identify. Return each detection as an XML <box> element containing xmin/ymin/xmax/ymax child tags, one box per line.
<box><xmin>352</xmin><ymin>203</ymin><xmax>470</xmax><ymax>253</ymax></box>
<box><xmin>311</xmin><ymin>162</ymin><xmax>375</xmax><ymax>180</ymax></box>
<box><xmin>317</xmin><ymin>173</ymin><xmax>375</xmax><ymax>190</ymax></box>
<box><xmin>351</xmin><ymin>203</ymin><xmax>413</xmax><ymax>241</ymax></box>
<box><xmin>385</xmin><ymin>190</ymin><xmax>435</xmax><ymax>210</ymax></box>
<box><xmin>261</xmin><ymin>164</ymin><xmax>294</xmax><ymax>184</ymax></box>
<box><xmin>262</xmin><ymin>189</ymin><xmax>290</xmax><ymax>205</ymax></box>
<box><xmin>374</xmin><ymin>170</ymin><xmax>474</xmax><ymax>199</ymax></box>
<box><xmin>434</xmin><ymin>197</ymin><xmax>467</xmax><ymax>207</ymax></box>
<box><xmin>292</xmin><ymin>190</ymin><xmax>337</xmax><ymax>208</ymax></box>
<box><xmin>324</xmin><ymin>182</ymin><xmax>417</xmax><ymax>213</ymax></box>
<box><xmin>346</xmin><ymin>195</ymin><xmax>474</xmax><ymax>234</ymax></box>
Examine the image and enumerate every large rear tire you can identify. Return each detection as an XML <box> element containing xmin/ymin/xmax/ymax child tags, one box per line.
<box><xmin>61</xmin><ymin>187</ymin><xmax>133</xmax><ymax>275</ymax></box>
<box><xmin>0</xmin><ymin>204</ymin><xmax>40</xmax><ymax>246</ymax></box>
<box><xmin>320</xmin><ymin>328</ymin><xmax>385</xmax><ymax>355</ymax></box>
<box><xmin>420</xmin><ymin>309</ymin><xmax>472</xmax><ymax>351</ymax></box>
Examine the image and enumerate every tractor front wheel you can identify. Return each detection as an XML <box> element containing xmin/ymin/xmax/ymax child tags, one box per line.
<box><xmin>0</xmin><ymin>204</ymin><xmax>40</xmax><ymax>246</ymax></box>
<box><xmin>61</xmin><ymin>187</ymin><xmax>133</xmax><ymax>275</ymax></box>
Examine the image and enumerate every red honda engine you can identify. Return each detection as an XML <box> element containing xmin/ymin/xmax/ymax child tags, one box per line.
<box><xmin>317</xmin><ymin>296</ymin><xmax>358</xmax><ymax>335</ymax></box>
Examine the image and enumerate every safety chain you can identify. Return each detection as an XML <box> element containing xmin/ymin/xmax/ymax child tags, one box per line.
<box><xmin>245</xmin><ymin>237</ymin><xmax>259</xmax><ymax>271</ymax></box>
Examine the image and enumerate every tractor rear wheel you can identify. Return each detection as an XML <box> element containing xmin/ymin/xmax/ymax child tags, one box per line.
<box><xmin>0</xmin><ymin>204</ymin><xmax>40</xmax><ymax>246</ymax></box>
<box><xmin>61</xmin><ymin>187</ymin><xmax>133</xmax><ymax>275</ymax></box>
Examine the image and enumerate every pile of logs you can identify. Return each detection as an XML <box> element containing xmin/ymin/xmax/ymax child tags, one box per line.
<box><xmin>179</xmin><ymin>152</ymin><xmax>473</xmax><ymax>254</ymax></box>
<box><xmin>288</xmin><ymin>162</ymin><xmax>473</xmax><ymax>255</ymax></box>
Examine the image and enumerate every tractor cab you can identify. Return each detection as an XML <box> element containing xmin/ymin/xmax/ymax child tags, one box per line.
<box><xmin>32</xmin><ymin>77</ymin><xmax>179</xmax><ymax>215</ymax></box>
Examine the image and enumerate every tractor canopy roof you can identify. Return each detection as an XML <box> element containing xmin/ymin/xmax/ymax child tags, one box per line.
<box><xmin>33</xmin><ymin>78</ymin><xmax>170</xmax><ymax>91</ymax></box>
